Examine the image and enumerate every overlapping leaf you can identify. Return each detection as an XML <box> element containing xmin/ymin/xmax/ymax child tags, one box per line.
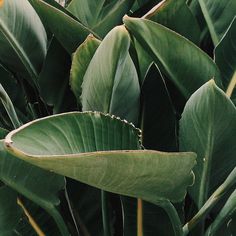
<box><xmin>123</xmin><ymin>16</ymin><xmax>221</xmax><ymax>98</ymax></box>
<box><xmin>81</xmin><ymin>26</ymin><xmax>140</xmax><ymax>125</ymax></box>
<box><xmin>5</xmin><ymin>112</ymin><xmax>196</xmax><ymax>205</ymax></box>
<box><xmin>0</xmin><ymin>0</ymin><xmax>47</xmax><ymax>82</ymax></box>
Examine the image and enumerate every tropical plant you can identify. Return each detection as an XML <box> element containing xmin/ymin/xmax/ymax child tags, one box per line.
<box><xmin>0</xmin><ymin>0</ymin><xmax>235</xmax><ymax>235</ymax></box>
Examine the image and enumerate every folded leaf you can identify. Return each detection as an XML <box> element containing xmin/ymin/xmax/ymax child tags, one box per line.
<box><xmin>81</xmin><ymin>26</ymin><xmax>140</xmax><ymax>125</ymax></box>
<box><xmin>123</xmin><ymin>16</ymin><xmax>221</xmax><ymax>98</ymax></box>
<box><xmin>5</xmin><ymin>112</ymin><xmax>196</xmax><ymax>204</ymax></box>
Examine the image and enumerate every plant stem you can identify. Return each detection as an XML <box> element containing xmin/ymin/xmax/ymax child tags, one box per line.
<box><xmin>226</xmin><ymin>71</ymin><xmax>236</xmax><ymax>98</ymax></box>
<box><xmin>162</xmin><ymin>201</ymin><xmax>183</xmax><ymax>236</ymax></box>
<box><xmin>17</xmin><ymin>197</ymin><xmax>45</xmax><ymax>236</ymax></box>
<box><xmin>183</xmin><ymin>167</ymin><xmax>236</xmax><ymax>235</ymax></box>
<box><xmin>137</xmin><ymin>198</ymin><xmax>143</xmax><ymax>236</ymax></box>
<box><xmin>101</xmin><ymin>190</ymin><xmax>112</xmax><ymax>236</ymax></box>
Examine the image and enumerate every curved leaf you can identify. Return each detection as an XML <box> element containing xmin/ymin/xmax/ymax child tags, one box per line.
<box><xmin>30</xmin><ymin>0</ymin><xmax>93</xmax><ymax>53</ymax></box>
<box><xmin>5</xmin><ymin>112</ymin><xmax>196</xmax><ymax>204</ymax></box>
<box><xmin>67</xmin><ymin>0</ymin><xmax>135</xmax><ymax>37</ymax></box>
<box><xmin>180</xmin><ymin>80</ymin><xmax>236</xmax><ymax>208</ymax></box>
<box><xmin>81</xmin><ymin>26</ymin><xmax>140</xmax><ymax>125</ymax></box>
<box><xmin>144</xmin><ymin>0</ymin><xmax>200</xmax><ymax>44</ymax></box>
<box><xmin>123</xmin><ymin>16</ymin><xmax>221</xmax><ymax>98</ymax></box>
<box><xmin>215</xmin><ymin>17</ymin><xmax>236</xmax><ymax>100</ymax></box>
<box><xmin>198</xmin><ymin>0</ymin><xmax>236</xmax><ymax>46</ymax></box>
<box><xmin>0</xmin><ymin>0</ymin><xmax>47</xmax><ymax>81</ymax></box>
<box><xmin>70</xmin><ymin>35</ymin><xmax>101</xmax><ymax>105</ymax></box>
<box><xmin>0</xmin><ymin>141</ymin><xmax>68</xmax><ymax>235</ymax></box>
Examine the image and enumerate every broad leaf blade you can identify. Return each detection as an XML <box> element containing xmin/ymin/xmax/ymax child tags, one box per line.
<box><xmin>67</xmin><ymin>0</ymin><xmax>135</xmax><ymax>37</ymax></box>
<box><xmin>5</xmin><ymin>112</ymin><xmax>196</xmax><ymax>204</ymax></box>
<box><xmin>215</xmin><ymin>17</ymin><xmax>236</xmax><ymax>100</ymax></box>
<box><xmin>0</xmin><ymin>0</ymin><xmax>47</xmax><ymax>81</ymax></box>
<box><xmin>198</xmin><ymin>0</ymin><xmax>236</xmax><ymax>46</ymax></box>
<box><xmin>123</xmin><ymin>16</ymin><xmax>221</xmax><ymax>98</ymax></box>
<box><xmin>180</xmin><ymin>80</ymin><xmax>236</xmax><ymax>208</ymax></box>
<box><xmin>70</xmin><ymin>35</ymin><xmax>101</xmax><ymax>105</ymax></box>
<box><xmin>30</xmin><ymin>0</ymin><xmax>93</xmax><ymax>53</ymax></box>
<box><xmin>144</xmin><ymin>0</ymin><xmax>200</xmax><ymax>44</ymax></box>
<box><xmin>81</xmin><ymin>26</ymin><xmax>140</xmax><ymax>125</ymax></box>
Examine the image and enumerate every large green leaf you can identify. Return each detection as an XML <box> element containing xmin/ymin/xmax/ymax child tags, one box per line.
<box><xmin>215</xmin><ymin>17</ymin><xmax>236</xmax><ymax>100</ymax></box>
<box><xmin>29</xmin><ymin>0</ymin><xmax>94</xmax><ymax>53</ymax></box>
<box><xmin>123</xmin><ymin>16</ymin><xmax>221</xmax><ymax>98</ymax></box>
<box><xmin>67</xmin><ymin>0</ymin><xmax>135</xmax><ymax>37</ymax></box>
<box><xmin>0</xmin><ymin>141</ymin><xmax>69</xmax><ymax>235</ymax></box>
<box><xmin>179</xmin><ymin>80</ymin><xmax>236</xmax><ymax>208</ymax></box>
<box><xmin>144</xmin><ymin>0</ymin><xmax>200</xmax><ymax>44</ymax></box>
<box><xmin>0</xmin><ymin>186</ymin><xmax>22</xmax><ymax>235</ymax></box>
<box><xmin>0</xmin><ymin>0</ymin><xmax>47</xmax><ymax>82</ymax></box>
<box><xmin>197</xmin><ymin>0</ymin><xmax>236</xmax><ymax>46</ymax></box>
<box><xmin>81</xmin><ymin>26</ymin><xmax>140</xmax><ymax>125</ymax></box>
<box><xmin>5</xmin><ymin>112</ymin><xmax>196</xmax><ymax>205</ymax></box>
<box><xmin>70</xmin><ymin>35</ymin><xmax>101</xmax><ymax>106</ymax></box>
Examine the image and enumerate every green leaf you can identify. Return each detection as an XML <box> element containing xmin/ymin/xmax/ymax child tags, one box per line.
<box><xmin>29</xmin><ymin>0</ymin><xmax>94</xmax><ymax>53</ymax></box>
<box><xmin>205</xmin><ymin>189</ymin><xmax>236</xmax><ymax>236</ymax></box>
<box><xmin>144</xmin><ymin>0</ymin><xmax>200</xmax><ymax>44</ymax></box>
<box><xmin>5</xmin><ymin>112</ymin><xmax>196</xmax><ymax>205</ymax></box>
<box><xmin>215</xmin><ymin>17</ymin><xmax>236</xmax><ymax>100</ymax></box>
<box><xmin>197</xmin><ymin>0</ymin><xmax>236</xmax><ymax>46</ymax></box>
<box><xmin>0</xmin><ymin>141</ymin><xmax>69</xmax><ymax>235</ymax></box>
<box><xmin>0</xmin><ymin>186</ymin><xmax>22</xmax><ymax>235</ymax></box>
<box><xmin>0</xmin><ymin>84</ymin><xmax>21</xmax><ymax>129</ymax></box>
<box><xmin>123</xmin><ymin>16</ymin><xmax>221</xmax><ymax>99</ymax></box>
<box><xmin>70</xmin><ymin>35</ymin><xmax>101</xmax><ymax>106</ymax></box>
<box><xmin>67</xmin><ymin>0</ymin><xmax>135</xmax><ymax>37</ymax></box>
<box><xmin>179</xmin><ymin>80</ymin><xmax>236</xmax><ymax>208</ymax></box>
<box><xmin>39</xmin><ymin>38</ymin><xmax>76</xmax><ymax>113</ymax></box>
<box><xmin>81</xmin><ymin>26</ymin><xmax>140</xmax><ymax>125</ymax></box>
<box><xmin>0</xmin><ymin>0</ymin><xmax>47</xmax><ymax>82</ymax></box>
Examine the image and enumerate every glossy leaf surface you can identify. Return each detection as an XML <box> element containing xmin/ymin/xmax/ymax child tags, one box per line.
<box><xmin>123</xmin><ymin>16</ymin><xmax>221</xmax><ymax>98</ymax></box>
<box><xmin>5</xmin><ymin>112</ymin><xmax>196</xmax><ymax>204</ymax></box>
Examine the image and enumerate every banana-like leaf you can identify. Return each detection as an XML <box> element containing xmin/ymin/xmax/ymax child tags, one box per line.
<box><xmin>29</xmin><ymin>0</ymin><xmax>93</xmax><ymax>53</ymax></box>
<box><xmin>81</xmin><ymin>26</ymin><xmax>140</xmax><ymax>125</ymax></box>
<box><xmin>0</xmin><ymin>128</ymin><xmax>7</xmax><ymax>139</ymax></box>
<box><xmin>180</xmin><ymin>80</ymin><xmax>236</xmax><ymax>208</ymax></box>
<box><xmin>70</xmin><ymin>35</ymin><xmax>101</xmax><ymax>105</ymax></box>
<box><xmin>123</xmin><ymin>16</ymin><xmax>221</xmax><ymax>99</ymax></box>
<box><xmin>67</xmin><ymin>0</ymin><xmax>135</xmax><ymax>37</ymax></box>
<box><xmin>0</xmin><ymin>141</ymin><xmax>68</xmax><ymax>235</ymax></box>
<box><xmin>0</xmin><ymin>0</ymin><xmax>47</xmax><ymax>81</ymax></box>
<box><xmin>215</xmin><ymin>17</ymin><xmax>236</xmax><ymax>100</ymax></box>
<box><xmin>5</xmin><ymin>112</ymin><xmax>196</xmax><ymax>204</ymax></box>
<box><xmin>197</xmin><ymin>0</ymin><xmax>236</xmax><ymax>46</ymax></box>
<box><xmin>144</xmin><ymin>0</ymin><xmax>200</xmax><ymax>44</ymax></box>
